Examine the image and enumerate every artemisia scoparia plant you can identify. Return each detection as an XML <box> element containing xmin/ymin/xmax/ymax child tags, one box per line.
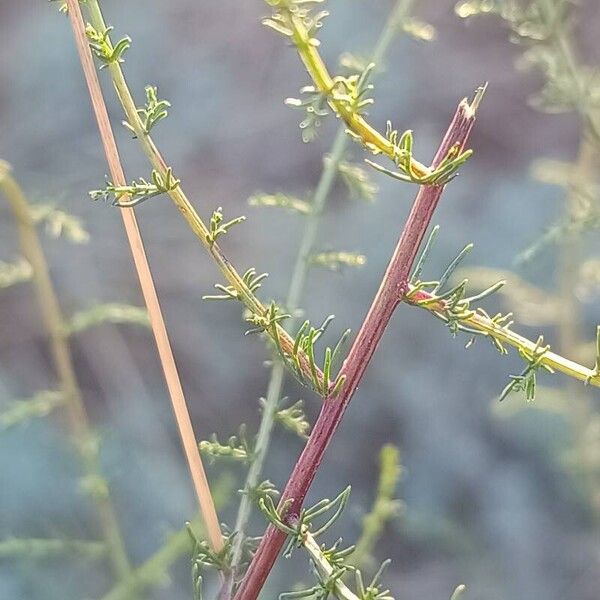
<box><xmin>15</xmin><ymin>0</ymin><xmax>597</xmax><ymax>598</ymax></box>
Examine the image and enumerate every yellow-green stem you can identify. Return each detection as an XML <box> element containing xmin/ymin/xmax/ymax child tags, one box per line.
<box><xmin>287</xmin><ymin>13</ymin><xmax>430</xmax><ymax>178</ymax></box>
<box><xmin>84</xmin><ymin>0</ymin><xmax>325</xmax><ymax>390</ymax></box>
<box><xmin>299</xmin><ymin>526</ymin><xmax>360</xmax><ymax>600</ymax></box>
<box><xmin>405</xmin><ymin>286</ymin><xmax>600</xmax><ymax>387</ymax></box>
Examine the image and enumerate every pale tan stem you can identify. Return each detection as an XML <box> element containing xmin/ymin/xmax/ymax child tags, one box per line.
<box><xmin>64</xmin><ymin>0</ymin><xmax>223</xmax><ymax>553</ymax></box>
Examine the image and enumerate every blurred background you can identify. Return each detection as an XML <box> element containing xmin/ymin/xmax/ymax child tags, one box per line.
<box><xmin>1</xmin><ymin>1</ymin><xmax>600</xmax><ymax>599</ymax></box>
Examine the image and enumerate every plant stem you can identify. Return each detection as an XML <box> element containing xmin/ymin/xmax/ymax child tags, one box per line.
<box><xmin>557</xmin><ymin>140</ymin><xmax>599</xmax><ymax>513</ymax></box>
<box><xmin>349</xmin><ymin>445</ymin><xmax>401</xmax><ymax>570</ymax></box>
<box><xmin>227</xmin><ymin>1</ymin><xmax>415</xmax><ymax>587</ymax></box>
<box><xmin>298</xmin><ymin>526</ymin><xmax>359</xmax><ymax>600</ymax></box>
<box><xmin>228</xmin><ymin>126</ymin><xmax>348</xmax><ymax>594</ymax></box>
<box><xmin>0</xmin><ymin>537</ymin><xmax>106</xmax><ymax>561</ymax></box>
<box><xmin>543</xmin><ymin>0</ymin><xmax>600</xmax><ymax>514</ymax></box>
<box><xmin>64</xmin><ymin>0</ymin><xmax>223</xmax><ymax>553</ymax></box>
<box><xmin>234</xmin><ymin>89</ymin><xmax>483</xmax><ymax>600</ymax></box>
<box><xmin>542</xmin><ymin>0</ymin><xmax>600</xmax><ymax>141</ymax></box>
<box><xmin>404</xmin><ymin>285</ymin><xmax>600</xmax><ymax>387</ymax></box>
<box><xmin>286</xmin><ymin>8</ymin><xmax>430</xmax><ymax>178</ymax></box>
<box><xmin>98</xmin><ymin>520</ymin><xmax>199</xmax><ymax>600</ymax></box>
<box><xmin>0</xmin><ymin>161</ymin><xmax>132</xmax><ymax>579</ymax></box>
<box><xmin>80</xmin><ymin>0</ymin><xmax>326</xmax><ymax>390</ymax></box>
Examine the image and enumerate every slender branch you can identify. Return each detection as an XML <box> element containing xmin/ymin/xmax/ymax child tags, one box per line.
<box><xmin>0</xmin><ymin>537</ymin><xmax>106</xmax><ymax>561</ymax></box>
<box><xmin>404</xmin><ymin>285</ymin><xmax>600</xmax><ymax>388</ymax></box>
<box><xmin>235</xmin><ymin>89</ymin><xmax>484</xmax><ymax>600</ymax></box>
<box><xmin>299</xmin><ymin>527</ymin><xmax>359</xmax><ymax>600</ymax></box>
<box><xmin>349</xmin><ymin>445</ymin><xmax>402</xmax><ymax>570</ymax></box>
<box><xmin>98</xmin><ymin>522</ymin><xmax>197</xmax><ymax>600</ymax></box>
<box><xmin>0</xmin><ymin>161</ymin><xmax>131</xmax><ymax>578</ymax></box>
<box><xmin>285</xmin><ymin>9</ymin><xmax>431</xmax><ymax>178</ymax></box>
<box><xmin>543</xmin><ymin>0</ymin><xmax>600</xmax><ymax>513</ymax></box>
<box><xmin>64</xmin><ymin>0</ymin><xmax>223</xmax><ymax>553</ymax></box>
<box><xmin>81</xmin><ymin>0</ymin><xmax>326</xmax><ymax>390</ymax></box>
<box><xmin>227</xmin><ymin>0</ymin><xmax>416</xmax><ymax>588</ymax></box>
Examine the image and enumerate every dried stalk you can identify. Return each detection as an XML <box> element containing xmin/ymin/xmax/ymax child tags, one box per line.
<box><xmin>64</xmin><ymin>0</ymin><xmax>223</xmax><ymax>553</ymax></box>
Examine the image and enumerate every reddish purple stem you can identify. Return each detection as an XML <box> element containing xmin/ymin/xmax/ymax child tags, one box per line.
<box><xmin>234</xmin><ymin>94</ymin><xmax>480</xmax><ymax>600</ymax></box>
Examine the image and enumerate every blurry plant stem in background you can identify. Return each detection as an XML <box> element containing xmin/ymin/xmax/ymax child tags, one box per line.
<box><xmin>99</xmin><ymin>516</ymin><xmax>200</xmax><ymax>600</ymax></box>
<box><xmin>0</xmin><ymin>161</ymin><xmax>132</xmax><ymax>579</ymax></box>
<box><xmin>559</xmin><ymin>140</ymin><xmax>600</xmax><ymax>516</ymax></box>
<box><xmin>64</xmin><ymin>0</ymin><xmax>224</xmax><ymax>554</ymax></box>
<box><xmin>227</xmin><ymin>0</ymin><xmax>417</xmax><ymax>585</ymax></box>
<box><xmin>456</xmin><ymin>0</ymin><xmax>600</xmax><ymax>515</ymax></box>
<box><xmin>549</xmin><ymin>0</ymin><xmax>600</xmax><ymax>516</ymax></box>
<box><xmin>348</xmin><ymin>445</ymin><xmax>403</xmax><ymax>569</ymax></box>
<box><xmin>519</xmin><ymin>0</ymin><xmax>600</xmax><ymax>517</ymax></box>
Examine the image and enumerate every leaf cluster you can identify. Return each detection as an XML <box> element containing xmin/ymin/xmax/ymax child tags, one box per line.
<box><xmin>86</xmin><ymin>23</ymin><xmax>131</xmax><ymax>69</ymax></box>
<box><xmin>0</xmin><ymin>258</ymin><xmax>32</xmax><ymax>289</ymax></box>
<box><xmin>89</xmin><ymin>167</ymin><xmax>180</xmax><ymax>207</ymax></box>
<box><xmin>123</xmin><ymin>85</ymin><xmax>171</xmax><ymax>136</ymax></box>
<box><xmin>199</xmin><ymin>425</ymin><xmax>253</xmax><ymax>463</ymax></box>
<box><xmin>263</xmin><ymin>0</ymin><xmax>329</xmax><ymax>46</ymax></box>
<box><xmin>257</xmin><ymin>485</ymin><xmax>352</xmax><ymax>553</ymax></box>
<box><xmin>277</xmin><ymin>315</ymin><xmax>350</xmax><ymax>396</ymax></box>
<box><xmin>365</xmin><ymin>125</ymin><xmax>473</xmax><ymax>186</ymax></box>
<box><xmin>499</xmin><ymin>335</ymin><xmax>554</xmax><ymax>401</ymax></box>
<box><xmin>249</xmin><ymin>192</ymin><xmax>312</xmax><ymax>215</ymax></box>
<box><xmin>29</xmin><ymin>203</ymin><xmax>90</xmax><ymax>244</ymax></box>
<box><xmin>408</xmin><ymin>226</ymin><xmax>508</xmax><ymax>343</ymax></box>
<box><xmin>262</xmin><ymin>397</ymin><xmax>311</xmax><ymax>439</ymax></box>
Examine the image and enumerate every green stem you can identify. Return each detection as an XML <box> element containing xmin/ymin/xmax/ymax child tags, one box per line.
<box><xmin>98</xmin><ymin>522</ymin><xmax>198</xmax><ymax>600</ymax></box>
<box><xmin>349</xmin><ymin>445</ymin><xmax>401</xmax><ymax>570</ymax></box>
<box><xmin>228</xmin><ymin>0</ymin><xmax>415</xmax><ymax>587</ymax></box>
<box><xmin>0</xmin><ymin>537</ymin><xmax>106</xmax><ymax>561</ymax></box>
<box><xmin>0</xmin><ymin>162</ymin><xmax>132</xmax><ymax>579</ymax></box>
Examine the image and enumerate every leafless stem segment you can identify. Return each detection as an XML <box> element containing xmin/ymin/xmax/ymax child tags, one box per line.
<box><xmin>64</xmin><ymin>0</ymin><xmax>223</xmax><ymax>553</ymax></box>
<box><xmin>234</xmin><ymin>90</ymin><xmax>482</xmax><ymax>600</ymax></box>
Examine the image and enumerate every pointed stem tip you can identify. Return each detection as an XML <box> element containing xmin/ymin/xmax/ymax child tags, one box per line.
<box><xmin>468</xmin><ymin>82</ymin><xmax>488</xmax><ymax>116</ymax></box>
